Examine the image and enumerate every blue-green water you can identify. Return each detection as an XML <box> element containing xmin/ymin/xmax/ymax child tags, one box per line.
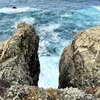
<box><xmin>0</xmin><ymin>0</ymin><xmax>100</xmax><ymax>88</ymax></box>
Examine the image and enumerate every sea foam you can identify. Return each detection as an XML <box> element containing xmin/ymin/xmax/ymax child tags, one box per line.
<box><xmin>38</xmin><ymin>56</ymin><xmax>59</xmax><ymax>88</ymax></box>
<box><xmin>0</xmin><ymin>7</ymin><xmax>37</xmax><ymax>14</ymax></box>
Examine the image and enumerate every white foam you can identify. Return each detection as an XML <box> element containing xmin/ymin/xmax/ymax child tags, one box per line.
<box><xmin>40</xmin><ymin>23</ymin><xmax>60</xmax><ymax>32</ymax></box>
<box><xmin>61</xmin><ymin>13</ymin><xmax>71</xmax><ymax>17</ymax></box>
<box><xmin>38</xmin><ymin>56</ymin><xmax>59</xmax><ymax>88</ymax></box>
<box><xmin>93</xmin><ymin>6</ymin><xmax>100</xmax><ymax>11</ymax></box>
<box><xmin>38</xmin><ymin>23</ymin><xmax>61</xmax><ymax>43</ymax></box>
<box><xmin>38</xmin><ymin>40</ymin><xmax>49</xmax><ymax>56</ymax></box>
<box><xmin>14</xmin><ymin>17</ymin><xmax>35</xmax><ymax>28</ymax></box>
<box><xmin>0</xmin><ymin>7</ymin><xmax>38</xmax><ymax>14</ymax></box>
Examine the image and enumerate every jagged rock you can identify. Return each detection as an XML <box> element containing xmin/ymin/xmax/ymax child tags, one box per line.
<box><xmin>59</xmin><ymin>26</ymin><xmax>100</xmax><ymax>91</ymax></box>
<box><xmin>0</xmin><ymin>23</ymin><xmax>99</xmax><ymax>99</ymax></box>
<box><xmin>0</xmin><ymin>22</ymin><xmax>40</xmax><ymax>86</ymax></box>
<box><xmin>1</xmin><ymin>85</ymin><xmax>96</xmax><ymax>100</ymax></box>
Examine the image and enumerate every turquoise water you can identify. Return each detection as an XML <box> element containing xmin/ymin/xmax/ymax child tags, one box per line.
<box><xmin>0</xmin><ymin>0</ymin><xmax>100</xmax><ymax>88</ymax></box>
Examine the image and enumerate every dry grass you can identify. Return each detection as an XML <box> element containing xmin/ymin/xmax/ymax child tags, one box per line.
<box><xmin>47</xmin><ymin>88</ymin><xmax>58</xmax><ymax>100</ymax></box>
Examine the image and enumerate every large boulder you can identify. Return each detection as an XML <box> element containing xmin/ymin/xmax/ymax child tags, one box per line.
<box><xmin>59</xmin><ymin>26</ymin><xmax>100</xmax><ymax>90</ymax></box>
<box><xmin>0</xmin><ymin>22</ymin><xmax>40</xmax><ymax>86</ymax></box>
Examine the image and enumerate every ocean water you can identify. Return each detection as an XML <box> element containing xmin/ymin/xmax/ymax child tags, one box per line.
<box><xmin>0</xmin><ymin>0</ymin><xmax>100</xmax><ymax>88</ymax></box>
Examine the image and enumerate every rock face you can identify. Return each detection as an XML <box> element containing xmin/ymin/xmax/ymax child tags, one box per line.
<box><xmin>0</xmin><ymin>22</ymin><xmax>40</xmax><ymax>86</ymax></box>
<box><xmin>1</xmin><ymin>85</ymin><xmax>96</xmax><ymax>100</ymax></box>
<box><xmin>59</xmin><ymin>26</ymin><xmax>100</xmax><ymax>90</ymax></box>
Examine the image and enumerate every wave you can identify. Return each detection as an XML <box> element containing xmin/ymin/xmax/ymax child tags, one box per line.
<box><xmin>92</xmin><ymin>6</ymin><xmax>100</xmax><ymax>11</ymax></box>
<box><xmin>0</xmin><ymin>7</ymin><xmax>38</xmax><ymax>14</ymax></box>
<box><xmin>39</xmin><ymin>23</ymin><xmax>60</xmax><ymax>32</ymax></box>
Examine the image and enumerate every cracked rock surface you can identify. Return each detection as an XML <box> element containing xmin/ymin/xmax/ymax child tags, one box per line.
<box><xmin>0</xmin><ymin>22</ymin><xmax>40</xmax><ymax>86</ymax></box>
<box><xmin>59</xmin><ymin>26</ymin><xmax>100</xmax><ymax>91</ymax></box>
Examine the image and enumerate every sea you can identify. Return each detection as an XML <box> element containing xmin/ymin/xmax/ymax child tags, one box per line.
<box><xmin>0</xmin><ymin>0</ymin><xmax>100</xmax><ymax>89</ymax></box>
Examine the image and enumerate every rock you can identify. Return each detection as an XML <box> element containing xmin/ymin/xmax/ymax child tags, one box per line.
<box><xmin>2</xmin><ymin>85</ymin><xmax>96</xmax><ymax>100</ymax></box>
<box><xmin>0</xmin><ymin>22</ymin><xmax>99</xmax><ymax>99</ymax></box>
<box><xmin>94</xmin><ymin>86</ymin><xmax>100</xmax><ymax>98</ymax></box>
<box><xmin>0</xmin><ymin>79</ymin><xmax>11</xmax><ymax>97</ymax></box>
<box><xmin>59</xmin><ymin>26</ymin><xmax>100</xmax><ymax>90</ymax></box>
<box><xmin>0</xmin><ymin>22</ymin><xmax>40</xmax><ymax>86</ymax></box>
<box><xmin>12</xmin><ymin>6</ymin><xmax>17</xmax><ymax>9</ymax></box>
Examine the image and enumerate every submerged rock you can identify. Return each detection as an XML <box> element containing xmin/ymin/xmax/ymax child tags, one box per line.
<box><xmin>0</xmin><ymin>22</ymin><xmax>40</xmax><ymax>86</ymax></box>
<box><xmin>12</xmin><ymin>6</ymin><xmax>17</xmax><ymax>9</ymax></box>
<box><xmin>59</xmin><ymin>26</ymin><xmax>100</xmax><ymax>91</ymax></box>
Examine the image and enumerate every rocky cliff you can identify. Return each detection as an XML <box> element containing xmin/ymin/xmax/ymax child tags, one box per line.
<box><xmin>59</xmin><ymin>26</ymin><xmax>100</xmax><ymax>92</ymax></box>
<box><xmin>0</xmin><ymin>23</ymin><xmax>99</xmax><ymax>99</ymax></box>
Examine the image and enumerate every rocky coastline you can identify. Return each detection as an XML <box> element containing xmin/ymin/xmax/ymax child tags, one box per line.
<box><xmin>0</xmin><ymin>22</ymin><xmax>100</xmax><ymax>100</ymax></box>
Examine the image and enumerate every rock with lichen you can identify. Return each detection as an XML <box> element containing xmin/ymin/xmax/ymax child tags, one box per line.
<box><xmin>59</xmin><ymin>26</ymin><xmax>100</xmax><ymax>91</ymax></box>
<box><xmin>1</xmin><ymin>85</ymin><xmax>96</xmax><ymax>100</ymax></box>
<box><xmin>0</xmin><ymin>22</ymin><xmax>40</xmax><ymax>86</ymax></box>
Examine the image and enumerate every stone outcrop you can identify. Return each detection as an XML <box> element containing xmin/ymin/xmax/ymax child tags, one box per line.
<box><xmin>59</xmin><ymin>26</ymin><xmax>100</xmax><ymax>91</ymax></box>
<box><xmin>1</xmin><ymin>85</ymin><xmax>96</xmax><ymax>100</ymax></box>
<box><xmin>0</xmin><ymin>23</ymin><xmax>100</xmax><ymax>99</ymax></box>
<box><xmin>0</xmin><ymin>22</ymin><xmax>40</xmax><ymax>86</ymax></box>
